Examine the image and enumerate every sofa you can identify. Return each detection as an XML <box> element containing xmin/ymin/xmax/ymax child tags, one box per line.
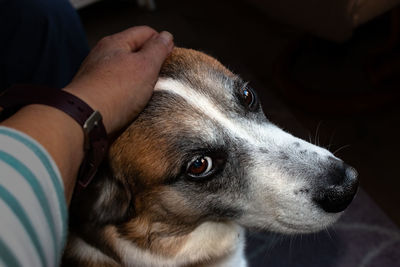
<box><xmin>247</xmin><ymin>0</ymin><xmax>400</xmax><ymax>41</ymax></box>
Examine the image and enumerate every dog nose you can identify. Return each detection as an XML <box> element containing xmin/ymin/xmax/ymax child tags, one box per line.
<box><xmin>313</xmin><ymin>160</ymin><xmax>359</xmax><ymax>213</ymax></box>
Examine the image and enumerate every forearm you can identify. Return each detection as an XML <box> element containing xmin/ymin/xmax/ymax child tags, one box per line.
<box><xmin>0</xmin><ymin>27</ymin><xmax>173</xmax><ymax>204</ymax></box>
<box><xmin>1</xmin><ymin>104</ymin><xmax>84</xmax><ymax>203</ymax></box>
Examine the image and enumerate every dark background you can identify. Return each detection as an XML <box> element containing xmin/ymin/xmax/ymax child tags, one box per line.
<box><xmin>78</xmin><ymin>0</ymin><xmax>400</xmax><ymax>226</ymax></box>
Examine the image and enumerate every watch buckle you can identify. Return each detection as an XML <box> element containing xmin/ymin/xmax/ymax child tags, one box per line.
<box><xmin>83</xmin><ymin>110</ymin><xmax>103</xmax><ymax>150</ymax></box>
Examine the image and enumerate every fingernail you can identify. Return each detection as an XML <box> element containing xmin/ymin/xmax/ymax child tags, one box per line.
<box><xmin>158</xmin><ymin>31</ymin><xmax>173</xmax><ymax>50</ymax></box>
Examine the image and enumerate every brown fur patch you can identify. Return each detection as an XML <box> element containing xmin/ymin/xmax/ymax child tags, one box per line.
<box><xmin>161</xmin><ymin>47</ymin><xmax>234</xmax><ymax>79</ymax></box>
<box><xmin>109</xmin><ymin>125</ymin><xmax>172</xmax><ymax>186</ymax></box>
<box><xmin>161</xmin><ymin>48</ymin><xmax>237</xmax><ymax>106</ymax></box>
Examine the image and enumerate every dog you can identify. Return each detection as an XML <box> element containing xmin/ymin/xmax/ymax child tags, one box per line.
<box><xmin>62</xmin><ymin>47</ymin><xmax>359</xmax><ymax>267</ymax></box>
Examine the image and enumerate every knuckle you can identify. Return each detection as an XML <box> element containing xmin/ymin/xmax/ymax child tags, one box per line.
<box><xmin>98</xmin><ymin>36</ymin><xmax>112</xmax><ymax>45</ymax></box>
<box><xmin>135</xmin><ymin>25</ymin><xmax>157</xmax><ymax>34</ymax></box>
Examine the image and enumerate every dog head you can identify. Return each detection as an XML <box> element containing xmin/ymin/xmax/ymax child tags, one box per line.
<box><xmin>72</xmin><ymin>48</ymin><xmax>358</xmax><ymax>245</ymax></box>
<box><xmin>87</xmin><ymin>47</ymin><xmax>358</xmax><ymax>237</ymax></box>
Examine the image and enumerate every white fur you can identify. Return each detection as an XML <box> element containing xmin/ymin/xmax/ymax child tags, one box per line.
<box><xmin>70</xmin><ymin>217</ymin><xmax>247</xmax><ymax>267</ymax></box>
<box><xmin>112</xmin><ymin>222</ymin><xmax>244</xmax><ymax>267</ymax></box>
<box><xmin>68</xmin><ymin>236</ymin><xmax>118</xmax><ymax>265</ymax></box>
<box><xmin>155</xmin><ymin>78</ymin><xmax>331</xmax><ymax>155</ymax></box>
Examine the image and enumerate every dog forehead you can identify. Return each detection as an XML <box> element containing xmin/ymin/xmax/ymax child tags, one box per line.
<box><xmin>161</xmin><ymin>47</ymin><xmax>236</xmax><ymax>80</ymax></box>
<box><xmin>159</xmin><ymin>47</ymin><xmax>238</xmax><ymax>98</ymax></box>
<box><xmin>154</xmin><ymin>77</ymin><xmax>263</xmax><ymax>148</ymax></box>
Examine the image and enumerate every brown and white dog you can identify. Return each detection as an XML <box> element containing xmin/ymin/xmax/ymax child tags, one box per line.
<box><xmin>62</xmin><ymin>48</ymin><xmax>358</xmax><ymax>267</ymax></box>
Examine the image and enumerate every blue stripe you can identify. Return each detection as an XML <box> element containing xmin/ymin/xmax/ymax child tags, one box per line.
<box><xmin>0</xmin><ymin>151</ymin><xmax>58</xmax><ymax>266</ymax></box>
<box><xmin>0</xmin><ymin>186</ymin><xmax>47</xmax><ymax>266</ymax></box>
<box><xmin>0</xmin><ymin>238</ymin><xmax>21</xmax><ymax>267</ymax></box>
<box><xmin>0</xmin><ymin>128</ymin><xmax>67</xmax><ymax>250</ymax></box>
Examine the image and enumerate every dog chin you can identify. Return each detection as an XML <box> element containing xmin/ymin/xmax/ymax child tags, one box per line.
<box><xmin>271</xmin><ymin>211</ymin><xmax>342</xmax><ymax>234</ymax></box>
<box><xmin>274</xmin><ymin>218</ymin><xmax>340</xmax><ymax>234</ymax></box>
<box><xmin>238</xmin><ymin>206</ymin><xmax>342</xmax><ymax>235</ymax></box>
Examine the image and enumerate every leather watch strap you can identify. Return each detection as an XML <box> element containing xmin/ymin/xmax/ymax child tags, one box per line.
<box><xmin>0</xmin><ymin>84</ymin><xmax>108</xmax><ymax>190</ymax></box>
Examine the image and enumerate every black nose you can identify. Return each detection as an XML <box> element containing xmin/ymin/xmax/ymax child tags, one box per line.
<box><xmin>313</xmin><ymin>160</ymin><xmax>359</xmax><ymax>213</ymax></box>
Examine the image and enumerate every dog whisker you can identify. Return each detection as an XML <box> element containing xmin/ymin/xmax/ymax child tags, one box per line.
<box><xmin>324</xmin><ymin>227</ymin><xmax>333</xmax><ymax>242</ymax></box>
<box><xmin>325</xmin><ymin>143</ymin><xmax>333</xmax><ymax>150</ymax></box>
<box><xmin>315</xmin><ymin>121</ymin><xmax>323</xmax><ymax>147</ymax></box>
<box><xmin>308</xmin><ymin>131</ymin><xmax>313</xmax><ymax>144</ymax></box>
<box><xmin>333</xmin><ymin>144</ymin><xmax>351</xmax><ymax>155</ymax></box>
<box><xmin>327</xmin><ymin>129</ymin><xmax>338</xmax><ymax>151</ymax></box>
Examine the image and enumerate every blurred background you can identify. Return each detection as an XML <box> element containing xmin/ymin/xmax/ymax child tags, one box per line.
<box><xmin>73</xmin><ymin>0</ymin><xmax>400</xmax><ymax>227</ymax></box>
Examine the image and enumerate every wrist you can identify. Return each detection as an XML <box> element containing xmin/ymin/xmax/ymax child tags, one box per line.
<box><xmin>63</xmin><ymin>85</ymin><xmax>113</xmax><ymax>134</ymax></box>
<box><xmin>2</xmin><ymin>104</ymin><xmax>84</xmax><ymax>148</ymax></box>
<box><xmin>0</xmin><ymin>85</ymin><xmax>109</xmax><ymax>194</ymax></box>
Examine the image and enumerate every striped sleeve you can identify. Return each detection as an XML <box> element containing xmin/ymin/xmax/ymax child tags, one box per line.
<box><xmin>0</xmin><ymin>126</ymin><xmax>67</xmax><ymax>267</ymax></box>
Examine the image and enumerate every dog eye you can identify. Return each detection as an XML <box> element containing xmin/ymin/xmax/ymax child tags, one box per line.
<box><xmin>187</xmin><ymin>156</ymin><xmax>213</xmax><ymax>177</ymax></box>
<box><xmin>241</xmin><ymin>83</ymin><xmax>258</xmax><ymax>111</ymax></box>
<box><xmin>243</xmin><ymin>88</ymin><xmax>253</xmax><ymax>106</ymax></box>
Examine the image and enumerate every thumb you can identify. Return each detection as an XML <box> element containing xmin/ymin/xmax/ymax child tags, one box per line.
<box><xmin>138</xmin><ymin>31</ymin><xmax>174</xmax><ymax>70</ymax></box>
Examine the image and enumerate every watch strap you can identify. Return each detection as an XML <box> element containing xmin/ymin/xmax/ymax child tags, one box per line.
<box><xmin>0</xmin><ymin>84</ymin><xmax>108</xmax><ymax>190</ymax></box>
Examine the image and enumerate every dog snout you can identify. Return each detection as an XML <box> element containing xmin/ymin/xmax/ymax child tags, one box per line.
<box><xmin>313</xmin><ymin>160</ymin><xmax>359</xmax><ymax>213</ymax></box>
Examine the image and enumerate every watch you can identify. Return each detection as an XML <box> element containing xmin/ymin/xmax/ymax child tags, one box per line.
<box><xmin>0</xmin><ymin>84</ymin><xmax>108</xmax><ymax>191</ymax></box>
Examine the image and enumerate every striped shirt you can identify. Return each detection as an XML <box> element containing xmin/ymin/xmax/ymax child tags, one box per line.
<box><xmin>0</xmin><ymin>126</ymin><xmax>67</xmax><ymax>267</ymax></box>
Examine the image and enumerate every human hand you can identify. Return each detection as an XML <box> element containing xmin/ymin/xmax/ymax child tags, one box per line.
<box><xmin>64</xmin><ymin>26</ymin><xmax>174</xmax><ymax>134</ymax></box>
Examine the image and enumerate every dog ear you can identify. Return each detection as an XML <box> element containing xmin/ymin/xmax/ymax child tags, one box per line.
<box><xmin>69</xmin><ymin>164</ymin><xmax>134</xmax><ymax>228</ymax></box>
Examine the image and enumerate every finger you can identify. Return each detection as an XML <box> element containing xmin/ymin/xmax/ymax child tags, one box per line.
<box><xmin>137</xmin><ymin>31</ymin><xmax>174</xmax><ymax>70</ymax></box>
<box><xmin>112</xmin><ymin>25</ymin><xmax>159</xmax><ymax>51</ymax></box>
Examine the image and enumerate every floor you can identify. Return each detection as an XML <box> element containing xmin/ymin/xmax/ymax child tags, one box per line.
<box><xmin>78</xmin><ymin>0</ymin><xmax>400</xmax><ymax>226</ymax></box>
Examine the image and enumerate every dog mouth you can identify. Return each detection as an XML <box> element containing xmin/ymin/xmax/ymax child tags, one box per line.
<box><xmin>274</xmin><ymin>212</ymin><xmax>341</xmax><ymax>234</ymax></box>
